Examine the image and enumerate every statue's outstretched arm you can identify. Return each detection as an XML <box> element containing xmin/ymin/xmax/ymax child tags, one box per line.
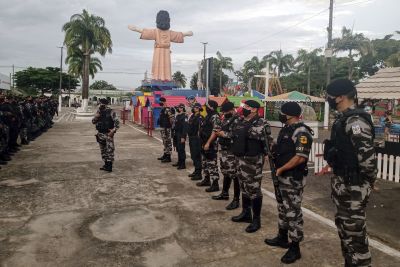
<box><xmin>182</xmin><ymin>31</ymin><xmax>193</xmax><ymax>37</ymax></box>
<box><xmin>128</xmin><ymin>25</ymin><xmax>143</xmax><ymax>33</ymax></box>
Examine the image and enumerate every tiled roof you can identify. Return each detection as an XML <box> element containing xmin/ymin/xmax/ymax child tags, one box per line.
<box><xmin>356</xmin><ymin>67</ymin><xmax>400</xmax><ymax>99</ymax></box>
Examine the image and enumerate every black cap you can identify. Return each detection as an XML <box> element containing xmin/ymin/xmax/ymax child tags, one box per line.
<box><xmin>193</xmin><ymin>103</ymin><xmax>202</xmax><ymax>109</ymax></box>
<box><xmin>244</xmin><ymin>100</ymin><xmax>260</xmax><ymax>108</ymax></box>
<box><xmin>177</xmin><ymin>103</ymin><xmax>185</xmax><ymax>108</ymax></box>
<box><xmin>221</xmin><ymin>101</ymin><xmax>234</xmax><ymax>112</ymax></box>
<box><xmin>207</xmin><ymin>100</ymin><xmax>218</xmax><ymax>110</ymax></box>
<box><xmin>187</xmin><ymin>95</ymin><xmax>195</xmax><ymax>100</ymax></box>
<box><xmin>99</xmin><ymin>98</ymin><xmax>109</xmax><ymax>105</ymax></box>
<box><xmin>159</xmin><ymin>97</ymin><xmax>166</xmax><ymax>102</ymax></box>
<box><xmin>281</xmin><ymin>102</ymin><xmax>302</xmax><ymax>117</ymax></box>
<box><xmin>326</xmin><ymin>78</ymin><xmax>356</xmax><ymax>97</ymax></box>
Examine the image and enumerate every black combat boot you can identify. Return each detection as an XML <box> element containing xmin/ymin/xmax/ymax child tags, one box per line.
<box><xmin>177</xmin><ymin>162</ymin><xmax>186</xmax><ymax>169</ymax></box>
<box><xmin>157</xmin><ymin>153</ymin><xmax>166</xmax><ymax>160</ymax></box>
<box><xmin>104</xmin><ymin>161</ymin><xmax>113</xmax><ymax>172</ymax></box>
<box><xmin>264</xmin><ymin>228</ymin><xmax>289</xmax><ymax>248</ymax></box>
<box><xmin>226</xmin><ymin>178</ymin><xmax>241</xmax><ymax>210</ymax></box>
<box><xmin>196</xmin><ymin>175</ymin><xmax>211</xmax><ymax>187</ymax></box>
<box><xmin>205</xmin><ymin>179</ymin><xmax>219</xmax><ymax>192</ymax></box>
<box><xmin>191</xmin><ymin>171</ymin><xmax>202</xmax><ymax>181</ymax></box>
<box><xmin>21</xmin><ymin>139</ymin><xmax>29</xmax><ymax>145</ymax></box>
<box><xmin>245</xmin><ymin>196</ymin><xmax>262</xmax><ymax>233</ymax></box>
<box><xmin>100</xmin><ymin>162</ymin><xmax>107</xmax><ymax>171</ymax></box>
<box><xmin>172</xmin><ymin>162</ymin><xmax>179</xmax><ymax>167</ymax></box>
<box><xmin>231</xmin><ymin>196</ymin><xmax>252</xmax><ymax>223</ymax></box>
<box><xmin>212</xmin><ymin>176</ymin><xmax>231</xmax><ymax>200</ymax></box>
<box><xmin>0</xmin><ymin>154</ymin><xmax>11</xmax><ymax>161</ymax></box>
<box><xmin>281</xmin><ymin>241</ymin><xmax>301</xmax><ymax>264</ymax></box>
<box><xmin>188</xmin><ymin>171</ymin><xmax>196</xmax><ymax>177</ymax></box>
<box><xmin>161</xmin><ymin>155</ymin><xmax>171</xmax><ymax>163</ymax></box>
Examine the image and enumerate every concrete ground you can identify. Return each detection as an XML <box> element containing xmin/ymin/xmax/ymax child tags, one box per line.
<box><xmin>0</xmin><ymin>115</ymin><xmax>399</xmax><ymax>267</ymax></box>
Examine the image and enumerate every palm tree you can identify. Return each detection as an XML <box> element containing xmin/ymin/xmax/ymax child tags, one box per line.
<box><xmin>65</xmin><ymin>48</ymin><xmax>103</xmax><ymax>79</ymax></box>
<box><xmin>62</xmin><ymin>9</ymin><xmax>112</xmax><ymax>110</ymax></box>
<box><xmin>242</xmin><ymin>56</ymin><xmax>265</xmax><ymax>91</ymax></box>
<box><xmin>332</xmin><ymin>26</ymin><xmax>374</xmax><ymax>80</ymax></box>
<box><xmin>172</xmin><ymin>71</ymin><xmax>187</xmax><ymax>88</ymax></box>
<box><xmin>263</xmin><ymin>50</ymin><xmax>294</xmax><ymax>78</ymax></box>
<box><xmin>216</xmin><ymin>51</ymin><xmax>234</xmax><ymax>91</ymax></box>
<box><xmin>295</xmin><ymin>48</ymin><xmax>323</xmax><ymax>95</ymax></box>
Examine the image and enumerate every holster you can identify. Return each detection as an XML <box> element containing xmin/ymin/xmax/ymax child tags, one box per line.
<box><xmin>334</xmin><ymin>167</ymin><xmax>362</xmax><ymax>185</ymax></box>
<box><xmin>95</xmin><ymin>133</ymin><xmax>106</xmax><ymax>145</ymax></box>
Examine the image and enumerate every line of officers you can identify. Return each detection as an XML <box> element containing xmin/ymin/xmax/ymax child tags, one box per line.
<box><xmin>0</xmin><ymin>94</ymin><xmax>58</xmax><ymax>170</ymax></box>
<box><xmin>156</xmin><ymin>78</ymin><xmax>377</xmax><ymax>267</ymax></box>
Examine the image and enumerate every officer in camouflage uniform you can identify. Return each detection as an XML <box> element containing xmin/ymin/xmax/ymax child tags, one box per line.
<box><xmin>212</xmin><ymin>101</ymin><xmax>241</xmax><ymax>210</ymax></box>
<box><xmin>197</xmin><ymin>100</ymin><xmax>221</xmax><ymax>192</ymax></box>
<box><xmin>324</xmin><ymin>79</ymin><xmax>377</xmax><ymax>267</ymax></box>
<box><xmin>157</xmin><ymin>97</ymin><xmax>174</xmax><ymax>163</ymax></box>
<box><xmin>92</xmin><ymin>98</ymin><xmax>120</xmax><ymax>172</ymax></box>
<box><xmin>264</xmin><ymin>102</ymin><xmax>313</xmax><ymax>264</ymax></box>
<box><xmin>187</xmin><ymin>103</ymin><xmax>203</xmax><ymax>180</ymax></box>
<box><xmin>231</xmin><ymin>100</ymin><xmax>269</xmax><ymax>233</ymax></box>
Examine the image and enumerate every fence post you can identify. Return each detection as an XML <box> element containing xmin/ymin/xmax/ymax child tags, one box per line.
<box><xmin>377</xmin><ymin>153</ymin><xmax>382</xmax><ymax>179</ymax></box>
<box><xmin>382</xmin><ymin>154</ymin><xmax>388</xmax><ymax>180</ymax></box>
<box><xmin>389</xmin><ymin>155</ymin><xmax>394</xmax><ymax>181</ymax></box>
<box><xmin>395</xmin><ymin>156</ymin><xmax>400</xmax><ymax>183</ymax></box>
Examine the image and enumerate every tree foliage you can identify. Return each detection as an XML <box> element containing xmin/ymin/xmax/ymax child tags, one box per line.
<box><xmin>14</xmin><ymin>67</ymin><xmax>79</xmax><ymax>95</ymax></box>
<box><xmin>172</xmin><ymin>71</ymin><xmax>187</xmax><ymax>88</ymax></box>
<box><xmin>89</xmin><ymin>80</ymin><xmax>117</xmax><ymax>90</ymax></box>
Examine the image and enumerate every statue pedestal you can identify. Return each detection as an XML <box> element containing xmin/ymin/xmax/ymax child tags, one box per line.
<box><xmin>74</xmin><ymin>98</ymin><xmax>94</xmax><ymax>121</ymax></box>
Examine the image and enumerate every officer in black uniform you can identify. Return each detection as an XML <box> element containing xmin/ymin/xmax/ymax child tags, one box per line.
<box><xmin>172</xmin><ymin>103</ymin><xmax>188</xmax><ymax>169</ymax></box>
<box><xmin>157</xmin><ymin>97</ymin><xmax>174</xmax><ymax>163</ymax></box>
<box><xmin>264</xmin><ymin>102</ymin><xmax>313</xmax><ymax>264</ymax></box>
<box><xmin>187</xmin><ymin>103</ymin><xmax>203</xmax><ymax>180</ymax></box>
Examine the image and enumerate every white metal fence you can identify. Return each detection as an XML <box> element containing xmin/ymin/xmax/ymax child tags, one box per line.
<box><xmin>310</xmin><ymin>142</ymin><xmax>400</xmax><ymax>183</ymax></box>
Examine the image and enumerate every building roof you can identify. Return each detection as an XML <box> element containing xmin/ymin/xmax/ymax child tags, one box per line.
<box><xmin>265</xmin><ymin>90</ymin><xmax>325</xmax><ymax>103</ymax></box>
<box><xmin>163</xmin><ymin>89</ymin><xmax>206</xmax><ymax>97</ymax></box>
<box><xmin>162</xmin><ymin>96</ymin><xmax>188</xmax><ymax>108</ymax></box>
<box><xmin>356</xmin><ymin>67</ymin><xmax>400</xmax><ymax>99</ymax></box>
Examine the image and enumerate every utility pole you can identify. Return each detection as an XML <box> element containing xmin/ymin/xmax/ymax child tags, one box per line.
<box><xmin>201</xmin><ymin>42</ymin><xmax>208</xmax><ymax>90</ymax></box>
<box><xmin>57</xmin><ymin>46</ymin><xmax>63</xmax><ymax>113</ymax></box>
<box><xmin>12</xmin><ymin>64</ymin><xmax>15</xmax><ymax>88</ymax></box>
<box><xmin>326</xmin><ymin>0</ymin><xmax>334</xmax><ymax>86</ymax></box>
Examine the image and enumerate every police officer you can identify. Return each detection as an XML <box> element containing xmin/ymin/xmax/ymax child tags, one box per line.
<box><xmin>92</xmin><ymin>98</ymin><xmax>120</xmax><ymax>172</ymax></box>
<box><xmin>172</xmin><ymin>103</ymin><xmax>188</xmax><ymax>169</ymax></box>
<box><xmin>324</xmin><ymin>79</ymin><xmax>376</xmax><ymax>267</ymax></box>
<box><xmin>212</xmin><ymin>101</ymin><xmax>241</xmax><ymax>210</ymax></box>
<box><xmin>231</xmin><ymin>100</ymin><xmax>268</xmax><ymax>233</ymax></box>
<box><xmin>197</xmin><ymin>100</ymin><xmax>221</xmax><ymax>192</ymax></box>
<box><xmin>187</xmin><ymin>103</ymin><xmax>203</xmax><ymax>180</ymax></box>
<box><xmin>264</xmin><ymin>102</ymin><xmax>313</xmax><ymax>264</ymax></box>
<box><xmin>157</xmin><ymin>97</ymin><xmax>174</xmax><ymax>163</ymax></box>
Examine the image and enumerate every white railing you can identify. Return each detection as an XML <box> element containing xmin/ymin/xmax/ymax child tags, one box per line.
<box><xmin>310</xmin><ymin>142</ymin><xmax>400</xmax><ymax>183</ymax></box>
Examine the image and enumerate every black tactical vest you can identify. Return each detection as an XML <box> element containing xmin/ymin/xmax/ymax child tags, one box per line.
<box><xmin>187</xmin><ymin>113</ymin><xmax>201</xmax><ymax>137</ymax></box>
<box><xmin>231</xmin><ymin>116</ymin><xmax>264</xmax><ymax>157</ymax></box>
<box><xmin>219</xmin><ymin>115</ymin><xmax>237</xmax><ymax>150</ymax></box>
<box><xmin>199</xmin><ymin>112</ymin><xmax>217</xmax><ymax>145</ymax></box>
<box><xmin>275</xmin><ymin>122</ymin><xmax>313</xmax><ymax>171</ymax></box>
<box><xmin>331</xmin><ymin>109</ymin><xmax>375</xmax><ymax>175</ymax></box>
<box><xmin>96</xmin><ymin>109</ymin><xmax>115</xmax><ymax>133</ymax></box>
<box><xmin>159</xmin><ymin>107</ymin><xmax>172</xmax><ymax>128</ymax></box>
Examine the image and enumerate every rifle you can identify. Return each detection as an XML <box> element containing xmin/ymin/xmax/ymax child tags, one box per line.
<box><xmin>263</xmin><ymin>124</ymin><xmax>283</xmax><ymax>204</ymax></box>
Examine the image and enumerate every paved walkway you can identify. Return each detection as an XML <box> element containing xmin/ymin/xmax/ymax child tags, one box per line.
<box><xmin>0</xmin><ymin>117</ymin><xmax>399</xmax><ymax>267</ymax></box>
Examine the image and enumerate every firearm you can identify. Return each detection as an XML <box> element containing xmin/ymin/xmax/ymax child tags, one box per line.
<box><xmin>263</xmin><ymin>124</ymin><xmax>283</xmax><ymax>204</ymax></box>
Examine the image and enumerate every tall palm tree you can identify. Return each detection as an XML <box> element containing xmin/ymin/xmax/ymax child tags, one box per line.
<box><xmin>216</xmin><ymin>51</ymin><xmax>234</xmax><ymax>91</ymax></box>
<box><xmin>263</xmin><ymin>50</ymin><xmax>294</xmax><ymax>78</ymax></box>
<box><xmin>332</xmin><ymin>26</ymin><xmax>374</xmax><ymax>80</ymax></box>
<box><xmin>62</xmin><ymin>9</ymin><xmax>112</xmax><ymax>110</ymax></box>
<box><xmin>242</xmin><ymin>56</ymin><xmax>265</xmax><ymax>91</ymax></box>
<box><xmin>65</xmin><ymin>48</ymin><xmax>103</xmax><ymax>79</ymax></box>
<box><xmin>295</xmin><ymin>48</ymin><xmax>323</xmax><ymax>95</ymax></box>
<box><xmin>172</xmin><ymin>71</ymin><xmax>187</xmax><ymax>88</ymax></box>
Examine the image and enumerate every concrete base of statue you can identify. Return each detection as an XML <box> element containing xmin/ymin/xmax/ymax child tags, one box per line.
<box><xmin>74</xmin><ymin>99</ymin><xmax>95</xmax><ymax>121</ymax></box>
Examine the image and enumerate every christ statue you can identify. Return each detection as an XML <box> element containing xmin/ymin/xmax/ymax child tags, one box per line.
<box><xmin>128</xmin><ymin>10</ymin><xmax>193</xmax><ymax>81</ymax></box>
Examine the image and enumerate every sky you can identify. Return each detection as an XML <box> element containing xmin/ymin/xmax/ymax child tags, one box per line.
<box><xmin>0</xmin><ymin>0</ymin><xmax>399</xmax><ymax>90</ymax></box>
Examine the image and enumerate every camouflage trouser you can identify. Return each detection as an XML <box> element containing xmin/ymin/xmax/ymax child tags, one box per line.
<box><xmin>202</xmin><ymin>151</ymin><xmax>219</xmax><ymax>182</ymax></box>
<box><xmin>96</xmin><ymin>132</ymin><xmax>115</xmax><ymax>162</ymax></box>
<box><xmin>238</xmin><ymin>154</ymin><xmax>264</xmax><ymax>199</ymax></box>
<box><xmin>277</xmin><ymin>174</ymin><xmax>306</xmax><ymax>243</ymax></box>
<box><xmin>219</xmin><ymin>149</ymin><xmax>237</xmax><ymax>179</ymax></box>
<box><xmin>331</xmin><ymin>175</ymin><xmax>372</xmax><ymax>267</ymax></box>
<box><xmin>160</xmin><ymin>128</ymin><xmax>172</xmax><ymax>156</ymax></box>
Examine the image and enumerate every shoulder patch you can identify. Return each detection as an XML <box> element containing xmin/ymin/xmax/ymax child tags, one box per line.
<box><xmin>299</xmin><ymin>135</ymin><xmax>308</xmax><ymax>144</ymax></box>
<box><xmin>351</xmin><ymin>124</ymin><xmax>362</xmax><ymax>135</ymax></box>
